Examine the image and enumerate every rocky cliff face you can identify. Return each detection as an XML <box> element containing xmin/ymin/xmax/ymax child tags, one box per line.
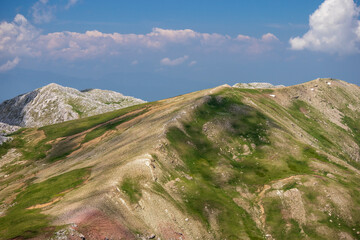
<box><xmin>0</xmin><ymin>83</ymin><xmax>145</xmax><ymax>128</ymax></box>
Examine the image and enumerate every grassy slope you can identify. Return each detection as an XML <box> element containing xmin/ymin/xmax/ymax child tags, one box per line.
<box><xmin>164</xmin><ymin>87</ymin><xmax>360</xmax><ymax>239</ymax></box>
<box><xmin>0</xmin><ymin>103</ymin><xmax>152</xmax><ymax>239</ymax></box>
<box><xmin>1</xmin><ymin>81</ymin><xmax>360</xmax><ymax>239</ymax></box>
<box><xmin>166</xmin><ymin>91</ymin><xmax>270</xmax><ymax>238</ymax></box>
<box><xmin>0</xmin><ymin>102</ymin><xmax>152</xmax><ymax>164</ymax></box>
<box><xmin>0</xmin><ymin>168</ymin><xmax>90</xmax><ymax>239</ymax></box>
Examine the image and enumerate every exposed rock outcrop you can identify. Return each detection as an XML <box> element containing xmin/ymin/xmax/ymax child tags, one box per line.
<box><xmin>233</xmin><ymin>82</ymin><xmax>285</xmax><ymax>89</ymax></box>
<box><xmin>0</xmin><ymin>122</ymin><xmax>20</xmax><ymax>135</ymax></box>
<box><xmin>0</xmin><ymin>83</ymin><xmax>145</xmax><ymax>128</ymax></box>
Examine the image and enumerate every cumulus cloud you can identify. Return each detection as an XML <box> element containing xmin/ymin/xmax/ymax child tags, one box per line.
<box><xmin>0</xmin><ymin>14</ymin><xmax>280</xmax><ymax>69</ymax></box>
<box><xmin>0</xmin><ymin>57</ymin><xmax>20</xmax><ymax>72</ymax></box>
<box><xmin>31</xmin><ymin>0</ymin><xmax>56</xmax><ymax>24</ymax></box>
<box><xmin>261</xmin><ymin>33</ymin><xmax>279</xmax><ymax>42</ymax></box>
<box><xmin>289</xmin><ymin>0</ymin><xmax>360</xmax><ymax>54</ymax></box>
<box><xmin>161</xmin><ymin>56</ymin><xmax>189</xmax><ymax>66</ymax></box>
<box><xmin>0</xmin><ymin>14</ymin><xmax>40</xmax><ymax>56</ymax></box>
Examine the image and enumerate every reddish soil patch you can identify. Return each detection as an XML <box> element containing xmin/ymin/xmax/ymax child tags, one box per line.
<box><xmin>73</xmin><ymin>209</ymin><xmax>135</xmax><ymax>240</ymax></box>
<box><xmin>159</xmin><ymin>223</ymin><xmax>186</xmax><ymax>240</ymax></box>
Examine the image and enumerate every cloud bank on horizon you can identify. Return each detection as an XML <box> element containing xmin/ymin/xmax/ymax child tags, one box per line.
<box><xmin>0</xmin><ymin>14</ymin><xmax>279</xmax><ymax>63</ymax></box>
<box><xmin>0</xmin><ymin>0</ymin><xmax>360</xmax><ymax>72</ymax></box>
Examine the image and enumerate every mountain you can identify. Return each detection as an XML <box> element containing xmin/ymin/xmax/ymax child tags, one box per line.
<box><xmin>0</xmin><ymin>78</ymin><xmax>360</xmax><ymax>240</ymax></box>
<box><xmin>0</xmin><ymin>83</ymin><xmax>145</xmax><ymax>128</ymax></box>
<box><xmin>233</xmin><ymin>82</ymin><xmax>285</xmax><ymax>89</ymax></box>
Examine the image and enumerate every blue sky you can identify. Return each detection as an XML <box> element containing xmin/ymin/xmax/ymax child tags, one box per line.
<box><xmin>0</xmin><ymin>0</ymin><xmax>360</xmax><ymax>102</ymax></box>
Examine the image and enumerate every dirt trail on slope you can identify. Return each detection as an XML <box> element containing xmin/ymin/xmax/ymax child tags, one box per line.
<box><xmin>257</xmin><ymin>184</ymin><xmax>271</xmax><ymax>226</ymax></box>
<box><xmin>27</xmin><ymin>197</ymin><xmax>61</xmax><ymax>209</ymax></box>
<box><xmin>256</xmin><ymin>175</ymin><xmax>307</xmax><ymax>226</ymax></box>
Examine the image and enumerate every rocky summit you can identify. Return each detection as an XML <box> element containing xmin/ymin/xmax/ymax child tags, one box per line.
<box><xmin>233</xmin><ymin>82</ymin><xmax>285</xmax><ymax>89</ymax></box>
<box><xmin>0</xmin><ymin>83</ymin><xmax>145</xmax><ymax>128</ymax></box>
<box><xmin>0</xmin><ymin>78</ymin><xmax>360</xmax><ymax>240</ymax></box>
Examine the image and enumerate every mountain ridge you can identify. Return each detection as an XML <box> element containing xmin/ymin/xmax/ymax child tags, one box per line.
<box><xmin>0</xmin><ymin>78</ymin><xmax>360</xmax><ymax>240</ymax></box>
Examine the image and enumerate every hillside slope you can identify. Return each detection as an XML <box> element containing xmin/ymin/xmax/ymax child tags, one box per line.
<box><xmin>0</xmin><ymin>83</ymin><xmax>145</xmax><ymax>128</ymax></box>
<box><xmin>0</xmin><ymin>78</ymin><xmax>359</xmax><ymax>240</ymax></box>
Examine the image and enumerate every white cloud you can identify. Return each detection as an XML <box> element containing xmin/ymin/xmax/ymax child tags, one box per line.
<box><xmin>235</xmin><ymin>33</ymin><xmax>280</xmax><ymax>54</ymax></box>
<box><xmin>189</xmin><ymin>60</ymin><xmax>197</xmax><ymax>66</ymax></box>
<box><xmin>65</xmin><ymin>0</ymin><xmax>79</xmax><ymax>9</ymax></box>
<box><xmin>161</xmin><ymin>56</ymin><xmax>189</xmax><ymax>66</ymax></box>
<box><xmin>236</xmin><ymin>33</ymin><xmax>278</xmax><ymax>43</ymax></box>
<box><xmin>236</xmin><ymin>35</ymin><xmax>251</xmax><ymax>41</ymax></box>
<box><xmin>289</xmin><ymin>0</ymin><xmax>360</xmax><ymax>54</ymax></box>
<box><xmin>0</xmin><ymin>57</ymin><xmax>20</xmax><ymax>72</ymax></box>
<box><xmin>31</xmin><ymin>0</ymin><xmax>56</xmax><ymax>24</ymax></box>
<box><xmin>131</xmin><ymin>60</ymin><xmax>138</xmax><ymax>65</ymax></box>
<box><xmin>149</xmin><ymin>28</ymin><xmax>199</xmax><ymax>42</ymax></box>
<box><xmin>261</xmin><ymin>33</ymin><xmax>279</xmax><ymax>42</ymax></box>
<box><xmin>0</xmin><ymin>14</ymin><xmax>40</xmax><ymax>56</ymax></box>
<box><xmin>0</xmin><ymin>14</ymin><xmax>280</xmax><ymax>68</ymax></box>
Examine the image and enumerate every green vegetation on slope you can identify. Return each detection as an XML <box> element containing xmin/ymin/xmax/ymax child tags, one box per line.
<box><xmin>286</xmin><ymin>156</ymin><xmax>311</xmax><ymax>173</ymax></box>
<box><xmin>120</xmin><ymin>178</ymin><xmax>142</xmax><ymax>204</ymax></box>
<box><xmin>67</xmin><ymin>98</ymin><xmax>85</xmax><ymax>117</ymax></box>
<box><xmin>40</xmin><ymin>102</ymin><xmax>151</xmax><ymax>141</ymax></box>
<box><xmin>1</xmin><ymin>103</ymin><xmax>152</xmax><ymax>164</ymax></box>
<box><xmin>0</xmin><ymin>168</ymin><xmax>90</xmax><ymax>239</ymax></box>
<box><xmin>1</xmin><ymin>81</ymin><xmax>360</xmax><ymax>239</ymax></box>
<box><xmin>342</xmin><ymin>116</ymin><xmax>360</xmax><ymax>146</ymax></box>
<box><xmin>0</xmin><ymin>130</ymin><xmax>52</xmax><ymax>161</ymax></box>
<box><xmin>263</xmin><ymin>197</ymin><xmax>305</xmax><ymax>239</ymax></box>
<box><xmin>83</xmin><ymin>109</ymin><xmax>148</xmax><ymax>143</ymax></box>
<box><xmin>179</xmin><ymin>177</ymin><xmax>262</xmax><ymax>239</ymax></box>
<box><xmin>288</xmin><ymin>100</ymin><xmax>333</xmax><ymax>149</ymax></box>
<box><xmin>166</xmin><ymin>92</ymin><xmax>269</xmax><ymax>238</ymax></box>
<box><xmin>165</xmin><ymin>88</ymin><xmax>358</xmax><ymax>239</ymax></box>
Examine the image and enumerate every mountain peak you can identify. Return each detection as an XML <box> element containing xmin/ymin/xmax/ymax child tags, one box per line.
<box><xmin>38</xmin><ymin>82</ymin><xmax>67</xmax><ymax>91</ymax></box>
<box><xmin>42</xmin><ymin>82</ymin><xmax>62</xmax><ymax>88</ymax></box>
<box><xmin>0</xmin><ymin>83</ymin><xmax>145</xmax><ymax>128</ymax></box>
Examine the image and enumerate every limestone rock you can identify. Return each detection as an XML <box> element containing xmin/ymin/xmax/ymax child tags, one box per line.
<box><xmin>0</xmin><ymin>83</ymin><xmax>145</xmax><ymax>128</ymax></box>
<box><xmin>233</xmin><ymin>82</ymin><xmax>285</xmax><ymax>89</ymax></box>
